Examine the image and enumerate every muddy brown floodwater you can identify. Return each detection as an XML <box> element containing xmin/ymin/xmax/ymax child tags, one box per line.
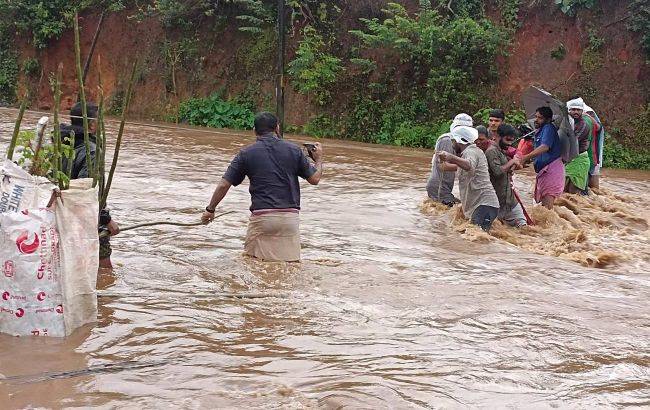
<box><xmin>1</xmin><ymin>109</ymin><xmax>650</xmax><ymax>409</ymax></box>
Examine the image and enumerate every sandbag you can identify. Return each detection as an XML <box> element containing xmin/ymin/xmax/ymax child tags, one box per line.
<box><xmin>0</xmin><ymin>175</ymin><xmax>99</xmax><ymax>337</ymax></box>
<box><xmin>55</xmin><ymin>178</ymin><xmax>99</xmax><ymax>334</ymax></box>
<box><xmin>0</xmin><ymin>208</ymin><xmax>65</xmax><ymax>336</ymax></box>
<box><xmin>0</xmin><ymin>159</ymin><xmax>55</xmax><ymax>213</ymax></box>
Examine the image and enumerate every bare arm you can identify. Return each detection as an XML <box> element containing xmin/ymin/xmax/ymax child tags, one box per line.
<box><xmin>441</xmin><ymin>152</ymin><xmax>472</xmax><ymax>171</ymax></box>
<box><xmin>522</xmin><ymin>144</ymin><xmax>549</xmax><ymax>163</ymax></box>
<box><xmin>501</xmin><ymin>159</ymin><xmax>517</xmax><ymax>173</ymax></box>
<box><xmin>202</xmin><ymin>178</ymin><xmax>232</xmax><ymax>224</ymax></box>
<box><xmin>207</xmin><ymin>178</ymin><xmax>232</xmax><ymax>210</ymax></box>
<box><xmin>440</xmin><ymin>162</ymin><xmax>458</xmax><ymax>172</ymax></box>
<box><xmin>487</xmin><ymin>150</ymin><xmax>516</xmax><ymax>177</ymax></box>
<box><xmin>306</xmin><ymin>142</ymin><xmax>323</xmax><ymax>185</ymax></box>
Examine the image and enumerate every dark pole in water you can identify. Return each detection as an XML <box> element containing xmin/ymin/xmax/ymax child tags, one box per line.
<box><xmin>275</xmin><ymin>0</ymin><xmax>285</xmax><ymax>137</ymax></box>
<box><xmin>76</xmin><ymin>11</ymin><xmax>106</xmax><ymax>102</ymax></box>
<box><xmin>82</xmin><ymin>11</ymin><xmax>106</xmax><ymax>84</ymax></box>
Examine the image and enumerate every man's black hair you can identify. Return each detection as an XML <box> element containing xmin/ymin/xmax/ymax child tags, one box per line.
<box><xmin>254</xmin><ymin>112</ymin><xmax>278</xmax><ymax>135</ymax></box>
<box><xmin>489</xmin><ymin>109</ymin><xmax>505</xmax><ymax>120</ymax></box>
<box><xmin>476</xmin><ymin>125</ymin><xmax>488</xmax><ymax>136</ymax></box>
<box><xmin>497</xmin><ymin>124</ymin><xmax>517</xmax><ymax>138</ymax></box>
<box><xmin>536</xmin><ymin>106</ymin><xmax>554</xmax><ymax>120</ymax></box>
<box><xmin>70</xmin><ymin>102</ymin><xmax>98</xmax><ymax>126</ymax></box>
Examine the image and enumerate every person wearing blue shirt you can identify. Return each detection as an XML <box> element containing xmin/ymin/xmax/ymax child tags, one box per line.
<box><xmin>514</xmin><ymin>106</ymin><xmax>565</xmax><ymax>209</ymax></box>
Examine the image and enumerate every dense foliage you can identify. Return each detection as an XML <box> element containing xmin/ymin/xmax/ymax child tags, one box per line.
<box><xmin>628</xmin><ymin>0</ymin><xmax>650</xmax><ymax>58</ymax></box>
<box><xmin>0</xmin><ymin>34</ymin><xmax>19</xmax><ymax>104</ymax></box>
<box><xmin>554</xmin><ymin>0</ymin><xmax>597</xmax><ymax>16</ymax></box>
<box><xmin>287</xmin><ymin>26</ymin><xmax>343</xmax><ymax>106</ymax></box>
<box><xmin>0</xmin><ymin>0</ymin><xmax>125</xmax><ymax>48</ymax></box>
<box><xmin>0</xmin><ymin>0</ymin><xmax>648</xmax><ymax>169</ymax></box>
<box><xmin>177</xmin><ymin>94</ymin><xmax>255</xmax><ymax>129</ymax></box>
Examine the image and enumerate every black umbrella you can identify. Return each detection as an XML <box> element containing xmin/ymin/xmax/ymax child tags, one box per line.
<box><xmin>522</xmin><ymin>86</ymin><xmax>577</xmax><ymax>164</ymax></box>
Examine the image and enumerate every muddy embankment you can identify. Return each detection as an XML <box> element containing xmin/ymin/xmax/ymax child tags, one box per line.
<box><xmin>14</xmin><ymin>0</ymin><xmax>650</xmax><ymax>132</ymax></box>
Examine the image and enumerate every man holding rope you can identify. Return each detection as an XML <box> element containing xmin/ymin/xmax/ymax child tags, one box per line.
<box><xmin>426</xmin><ymin>113</ymin><xmax>473</xmax><ymax>206</ymax></box>
<box><xmin>201</xmin><ymin>112</ymin><xmax>323</xmax><ymax>262</ymax></box>
<box><xmin>485</xmin><ymin>124</ymin><xmax>528</xmax><ymax>227</ymax></box>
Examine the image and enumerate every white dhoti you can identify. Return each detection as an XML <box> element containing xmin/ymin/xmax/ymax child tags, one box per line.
<box><xmin>245</xmin><ymin>212</ymin><xmax>301</xmax><ymax>262</ymax></box>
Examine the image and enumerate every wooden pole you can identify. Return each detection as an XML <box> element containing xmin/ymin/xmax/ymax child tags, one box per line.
<box><xmin>275</xmin><ymin>0</ymin><xmax>285</xmax><ymax>137</ymax></box>
<box><xmin>82</xmin><ymin>11</ymin><xmax>105</xmax><ymax>85</ymax></box>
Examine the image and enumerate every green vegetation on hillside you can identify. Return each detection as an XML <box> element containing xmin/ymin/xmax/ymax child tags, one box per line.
<box><xmin>0</xmin><ymin>0</ymin><xmax>649</xmax><ymax>169</ymax></box>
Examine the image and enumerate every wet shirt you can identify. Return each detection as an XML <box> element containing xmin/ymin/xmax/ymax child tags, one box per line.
<box><xmin>533</xmin><ymin>123</ymin><xmax>562</xmax><ymax>173</ymax></box>
<box><xmin>485</xmin><ymin>145</ymin><xmax>518</xmax><ymax>212</ymax></box>
<box><xmin>426</xmin><ymin>134</ymin><xmax>456</xmax><ymax>203</ymax></box>
<box><xmin>223</xmin><ymin>133</ymin><xmax>316</xmax><ymax>211</ymax></box>
<box><xmin>457</xmin><ymin>145</ymin><xmax>500</xmax><ymax>218</ymax></box>
<box><xmin>573</xmin><ymin>116</ymin><xmax>590</xmax><ymax>153</ymax></box>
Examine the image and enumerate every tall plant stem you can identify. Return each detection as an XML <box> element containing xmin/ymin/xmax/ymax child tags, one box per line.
<box><xmin>95</xmin><ymin>55</ymin><xmax>105</xmax><ymax>192</ymax></box>
<box><xmin>6</xmin><ymin>93</ymin><xmax>28</xmax><ymax>161</ymax></box>
<box><xmin>51</xmin><ymin>64</ymin><xmax>64</xmax><ymax>189</ymax></box>
<box><xmin>65</xmin><ymin>131</ymin><xmax>75</xmax><ymax>188</ymax></box>
<box><xmin>74</xmin><ymin>11</ymin><xmax>94</xmax><ymax>180</ymax></box>
<box><xmin>100</xmin><ymin>60</ymin><xmax>138</xmax><ymax>209</ymax></box>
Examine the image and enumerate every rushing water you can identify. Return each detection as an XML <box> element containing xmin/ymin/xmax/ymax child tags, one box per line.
<box><xmin>1</xmin><ymin>109</ymin><xmax>650</xmax><ymax>409</ymax></box>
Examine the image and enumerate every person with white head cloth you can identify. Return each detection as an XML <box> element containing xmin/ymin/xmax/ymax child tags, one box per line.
<box><xmin>438</xmin><ymin>126</ymin><xmax>501</xmax><ymax>232</ymax></box>
<box><xmin>565</xmin><ymin>97</ymin><xmax>602</xmax><ymax>193</ymax></box>
<box><xmin>564</xmin><ymin>97</ymin><xmax>591</xmax><ymax>194</ymax></box>
<box><xmin>426</xmin><ymin>113</ymin><xmax>473</xmax><ymax>206</ymax></box>
<box><xmin>582</xmin><ymin>101</ymin><xmax>604</xmax><ymax>189</ymax></box>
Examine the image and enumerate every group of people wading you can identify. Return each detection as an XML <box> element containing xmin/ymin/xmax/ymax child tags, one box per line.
<box><xmin>65</xmin><ymin>103</ymin><xmax>601</xmax><ymax>265</ymax></box>
<box><xmin>427</xmin><ymin>99</ymin><xmax>604</xmax><ymax>232</ymax></box>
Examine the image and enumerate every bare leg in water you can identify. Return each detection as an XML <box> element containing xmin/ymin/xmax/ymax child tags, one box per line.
<box><xmin>99</xmin><ymin>257</ymin><xmax>113</xmax><ymax>269</ymax></box>
<box><xmin>541</xmin><ymin>195</ymin><xmax>555</xmax><ymax>210</ymax></box>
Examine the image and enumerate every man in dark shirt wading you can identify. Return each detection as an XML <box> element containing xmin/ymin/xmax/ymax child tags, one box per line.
<box><xmin>201</xmin><ymin>112</ymin><xmax>323</xmax><ymax>262</ymax></box>
<box><xmin>60</xmin><ymin>102</ymin><xmax>120</xmax><ymax>269</ymax></box>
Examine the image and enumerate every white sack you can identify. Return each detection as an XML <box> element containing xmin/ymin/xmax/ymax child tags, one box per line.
<box><xmin>0</xmin><ymin>159</ymin><xmax>55</xmax><ymax>213</ymax></box>
<box><xmin>0</xmin><ymin>208</ymin><xmax>65</xmax><ymax>336</ymax></box>
<box><xmin>55</xmin><ymin>178</ymin><xmax>99</xmax><ymax>335</ymax></box>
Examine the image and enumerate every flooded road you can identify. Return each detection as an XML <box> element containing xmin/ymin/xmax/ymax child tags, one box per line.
<box><xmin>2</xmin><ymin>109</ymin><xmax>650</xmax><ymax>409</ymax></box>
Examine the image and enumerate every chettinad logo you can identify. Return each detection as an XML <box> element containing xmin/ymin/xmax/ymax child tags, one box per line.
<box><xmin>15</xmin><ymin>231</ymin><xmax>40</xmax><ymax>254</ymax></box>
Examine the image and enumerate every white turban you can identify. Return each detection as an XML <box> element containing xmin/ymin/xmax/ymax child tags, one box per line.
<box><xmin>567</xmin><ymin>98</ymin><xmax>584</xmax><ymax>110</ymax></box>
<box><xmin>450</xmin><ymin>126</ymin><xmax>479</xmax><ymax>145</ymax></box>
<box><xmin>450</xmin><ymin>113</ymin><xmax>473</xmax><ymax>131</ymax></box>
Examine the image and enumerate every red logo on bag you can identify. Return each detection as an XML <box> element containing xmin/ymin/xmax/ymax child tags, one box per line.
<box><xmin>37</xmin><ymin>291</ymin><xmax>46</xmax><ymax>301</ymax></box>
<box><xmin>56</xmin><ymin>304</ymin><xmax>63</xmax><ymax>314</ymax></box>
<box><xmin>2</xmin><ymin>291</ymin><xmax>9</xmax><ymax>300</ymax></box>
<box><xmin>3</xmin><ymin>260</ymin><xmax>14</xmax><ymax>277</ymax></box>
<box><xmin>21</xmin><ymin>210</ymin><xmax>29</xmax><ymax>215</ymax></box>
<box><xmin>15</xmin><ymin>308</ymin><xmax>24</xmax><ymax>318</ymax></box>
<box><xmin>16</xmin><ymin>231</ymin><xmax>40</xmax><ymax>254</ymax></box>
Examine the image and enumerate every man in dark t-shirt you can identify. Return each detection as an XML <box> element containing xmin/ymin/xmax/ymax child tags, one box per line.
<box><xmin>201</xmin><ymin>112</ymin><xmax>323</xmax><ymax>261</ymax></box>
<box><xmin>485</xmin><ymin>124</ymin><xmax>527</xmax><ymax>227</ymax></box>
